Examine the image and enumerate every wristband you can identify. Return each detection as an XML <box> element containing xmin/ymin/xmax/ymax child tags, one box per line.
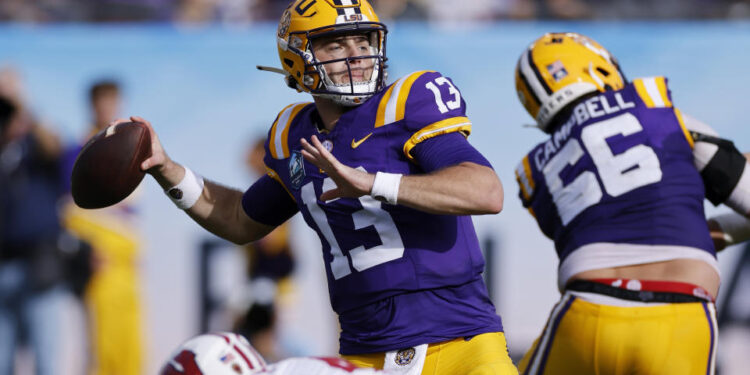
<box><xmin>370</xmin><ymin>172</ymin><xmax>402</xmax><ymax>205</ymax></box>
<box><xmin>711</xmin><ymin>212</ymin><xmax>750</xmax><ymax>246</ymax></box>
<box><xmin>166</xmin><ymin>167</ymin><xmax>205</xmax><ymax>210</ymax></box>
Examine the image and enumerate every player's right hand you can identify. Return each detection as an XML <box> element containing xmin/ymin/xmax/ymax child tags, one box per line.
<box><xmin>110</xmin><ymin>116</ymin><xmax>174</xmax><ymax>181</ymax></box>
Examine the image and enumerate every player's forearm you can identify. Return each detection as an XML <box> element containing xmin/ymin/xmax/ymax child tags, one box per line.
<box><xmin>152</xmin><ymin>162</ymin><xmax>273</xmax><ymax>244</ymax></box>
<box><xmin>397</xmin><ymin>162</ymin><xmax>503</xmax><ymax>215</ymax></box>
<box><xmin>186</xmin><ymin>180</ymin><xmax>275</xmax><ymax>244</ymax></box>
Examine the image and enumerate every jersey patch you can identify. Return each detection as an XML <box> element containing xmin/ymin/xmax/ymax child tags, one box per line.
<box><xmin>288</xmin><ymin>150</ymin><xmax>306</xmax><ymax>190</ymax></box>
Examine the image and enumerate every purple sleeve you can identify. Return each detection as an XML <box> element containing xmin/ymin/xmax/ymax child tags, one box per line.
<box><xmin>410</xmin><ymin>132</ymin><xmax>493</xmax><ymax>173</ymax></box>
<box><xmin>242</xmin><ymin>175</ymin><xmax>299</xmax><ymax>226</ymax></box>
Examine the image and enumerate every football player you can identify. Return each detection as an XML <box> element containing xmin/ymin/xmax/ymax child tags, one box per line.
<box><xmin>513</xmin><ymin>32</ymin><xmax>750</xmax><ymax>374</ymax></box>
<box><xmin>126</xmin><ymin>0</ymin><xmax>517</xmax><ymax>373</ymax></box>
<box><xmin>160</xmin><ymin>332</ymin><xmax>389</xmax><ymax>375</ymax></box>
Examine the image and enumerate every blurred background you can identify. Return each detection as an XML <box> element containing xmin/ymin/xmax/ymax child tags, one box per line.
<box><xmin>1</xmin><ymin>0</ymin><xmax>750</xmax><ymax>374</ymax></box>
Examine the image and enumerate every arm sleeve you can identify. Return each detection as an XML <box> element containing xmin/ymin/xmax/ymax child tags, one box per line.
<box><xmin>410</xmin><ymin>132</ymin><xmax>492</xmax><ymax>173</ymax></box>
<box><xmin>683</xmin><ymin>113</ymin><xmax>750</xmax><ymax>214</ymax></box>
<box><xmin>242</xmin><ymin>175</ymin><xmax>299</xmax><ymax>226</ymax></box>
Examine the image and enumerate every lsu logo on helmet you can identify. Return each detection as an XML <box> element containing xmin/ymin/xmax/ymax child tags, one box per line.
<box><xmin>275</xmin><ymin>0</ymin><xmax>388</xmax><ymax>106</ymax></box>
<box><xmin>515</xmin><ymin>32</ymin><xmax>627</xmax><ymax>132</ymax></box>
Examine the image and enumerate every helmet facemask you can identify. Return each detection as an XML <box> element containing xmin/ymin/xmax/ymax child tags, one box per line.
<box><xmin>290</xmin><ymin>24</ymin><xmax>387</xmax><ymax>106</ymax></box>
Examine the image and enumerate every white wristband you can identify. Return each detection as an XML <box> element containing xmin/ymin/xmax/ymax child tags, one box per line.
<box><xmin>165</xmin><ymin>167</ymin><xmax>205</xmax><ymax>210</ymax></box>
<box><xmin>371</xmin><ymin>172</ymin><xmax>402</xmax><ymax>205</ymax></box>
<box><xmin>711</xmin><ymin>212</ymin><xmax>750</xmax><ymax>246</ymax></box>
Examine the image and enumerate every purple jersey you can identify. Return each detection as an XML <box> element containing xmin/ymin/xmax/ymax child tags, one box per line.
<box><xmin>256</xmin><ymin>71</ymin><xmax>501</xmax><ymax>354</ymax></box>
<box><xmin>515</xmin><ymin>77</ymin><xmax>715</xmax><ymax>264</ymax></box>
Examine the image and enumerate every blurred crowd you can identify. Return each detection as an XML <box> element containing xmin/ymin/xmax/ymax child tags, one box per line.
<box><xmin>1</xmin><ymin>0</ymin><xmax>749</xmax><ymax>24</ymax></box>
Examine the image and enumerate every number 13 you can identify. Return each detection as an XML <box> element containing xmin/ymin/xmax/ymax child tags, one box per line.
<box><xmin>425</xmin><ymin>77</ymin><xmax>461</xmax><ymax>114</ymax></box>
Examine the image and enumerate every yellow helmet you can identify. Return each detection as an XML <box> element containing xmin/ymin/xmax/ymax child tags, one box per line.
<box><xmin>515</xmin><ymin>32</ymin><xmax>626</xmax><ymax>132</ymax></box>
<box><xmin>276</xmin><ymin>0</ymin><xmax>387</xmax><ymax>106</ymax></box>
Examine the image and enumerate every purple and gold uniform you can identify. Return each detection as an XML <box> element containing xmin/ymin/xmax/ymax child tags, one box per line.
<box><xmin>516</xmin><ymin>77</ymin><xmax>717</xmax><ymax>286</ymax></box>
<box><xmin>243</xmin><ymin>71</ymin><xmax>504</xmax><ymax>356</ymax></box>
<box><xmin>515</xmin><ymin>77</ymin><xmax>718</xmax><ymax>375</ymax></box>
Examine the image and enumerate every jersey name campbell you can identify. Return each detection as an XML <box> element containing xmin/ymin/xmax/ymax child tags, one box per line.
<box><xmin>515</xmin><ymin>77</ymin><xmax>715</xmax><ymax>263</ymax></box>
<box><xmin>262</xmin><ymin>71</ymin><xmax>501</xmax><ymax>353</ymax></box>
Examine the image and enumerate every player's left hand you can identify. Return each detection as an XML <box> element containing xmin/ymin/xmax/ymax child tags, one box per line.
<box><xmin>300</xmin><ymin>135</ymin><xmax>375</xmax><ymax>201</ymax></box>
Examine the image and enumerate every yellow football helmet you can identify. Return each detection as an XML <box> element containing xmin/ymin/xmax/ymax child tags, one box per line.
<box><xmin>275</xmin><ymin>0</ymin><xmax>387</xmax><ymax>106</ymax></box>
<box><xmin>515</xmin><ymin>32</ymin><xmax>626</xmax><ymax>132</ymax></box>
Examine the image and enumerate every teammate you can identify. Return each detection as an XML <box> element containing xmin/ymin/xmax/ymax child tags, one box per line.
<box><xmin>123</xmin><ymin>0</ymin><xmax>516</xmax><ymax>373</ymax></box>
<box><xmin>160</xmin><ymin>332</ymin><xmax>391</xmax><ymax>375</ymax></box>
<box><xmin>513</xmin><ymin>32</ymin><xmax>750</xmax><ymax>374</ymax></box>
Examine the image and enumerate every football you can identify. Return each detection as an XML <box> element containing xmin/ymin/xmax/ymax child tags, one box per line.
<box><xmin>71</xmin><ymin>121</ymin><xmax>151</xmax><ymax>209</ymax></box>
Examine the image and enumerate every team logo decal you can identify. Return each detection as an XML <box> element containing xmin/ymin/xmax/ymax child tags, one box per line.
<box><xmin>547</xmin><ymin>60</ymin><xmax>568</xmax><ymax>82</ymax></box>
<box><xmin>322</xmin><ymin>139</ymin><xmax>333</xmax><ymax>152</ymax></box>
<box><xmin>289</xmin><ymin>150</ymin><xmax>306</xmax><ymax>190</ymax></box>
<box><xmin>220</xmin><ymin>353</ymin><xmax>235</xmax><ymax>363</ymax></box>
<box><xmin>295</xmin><ymin>0</ymin><xmax>317</xmax><ymax>17</ymax></box>
<box><xmin>394</xmin><ymin>348</ymin><xmax>415</xmax><ymax>366</ymax></box>
<box><xmin>277</xmin><ymin>8</ymin><xmax>291</xmax><ymax>38</ymax></box>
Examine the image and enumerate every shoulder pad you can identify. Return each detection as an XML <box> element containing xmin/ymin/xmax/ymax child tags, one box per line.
<box><xmin>374</xmin><ymin>70</ymin><xmax>434</xmax><ymax>128</ymax></box>
<box><xmin>394</xmin><ymin>71</ymin><xmax>473</xmax><ymax>160</ymax></box>
<box><xmin>632</xmin><ymin>76</ymin><xmax>673</xmax><ymax>108</ymax></box>
<box><xmin>267</xmin><ymin>102</ymin><xmax>311</xmax><ymax>160</ymax></box>
<box><xmin>515</xmin><ymin>155</ymin><xmax>536</xmax><ymax>202</ymax></box>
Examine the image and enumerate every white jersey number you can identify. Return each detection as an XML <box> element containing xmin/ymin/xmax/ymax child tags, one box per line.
<box><xmin>425</xmin><ymin>77</ymin><xmax>461</xmax><ymax>114</ymax></box>
<box><xmin>300</xmin><ymin>171</ymin><xmax>405</xmax><ymax>280</ymax></box>
<box><xmin>544</xmin><ymin>113</ymin><xmax>663</xmax><ymax>225</ymax></box>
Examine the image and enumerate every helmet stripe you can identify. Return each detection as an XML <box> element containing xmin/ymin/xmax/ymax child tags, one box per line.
<box><xmin>526</xmin><ymin>50</ymin><xmax>552</xmax><ymax>95</ymax></box>
<box><xmin>517</xmin><ymin>69</ymin><xmax>541</xmax><ymax>107</ymax></box>
<box><xmin>519</xmin><ymin>50</ymin><xmax>550</xmax><ymax>104</ymax></box>
<box><xmin>233</xmin><ymin>344</ymin><xmax>256</xmax><ymax>370</ymax></box>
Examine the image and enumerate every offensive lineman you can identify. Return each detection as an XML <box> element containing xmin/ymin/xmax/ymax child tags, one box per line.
<box><xmin>513</xmin><ymin>32</ymin><xmax>750</xmax><ymax>374</ymax></box>
<box><xmin>125</xmin><ymin>0</ymin><xmax>516</xmax><ymax>373</ymax></box>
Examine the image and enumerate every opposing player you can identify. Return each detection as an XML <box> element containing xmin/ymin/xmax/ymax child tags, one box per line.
<box><xmin>513</xmin><ymin>32</ymin><xmax>750</xmax><ymax>374</ymax></box>
<box><xmin>128</xmin><ymin>0</ymin><xmax>516</xmax><ymax>373</ymax></box>
<box><xmin>160</xmin><ymin>332</ymin><xmax>391</xmax><ymax>375</ymax></box>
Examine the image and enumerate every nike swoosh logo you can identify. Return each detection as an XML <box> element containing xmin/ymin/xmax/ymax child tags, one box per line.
<box><xmin>351</xmin><ymin>133</ymin><xmax>373</xmax><ymax>149</ymax></box>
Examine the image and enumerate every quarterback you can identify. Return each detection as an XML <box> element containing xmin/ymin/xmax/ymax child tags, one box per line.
<box><xmin>513</xmin><ymin>33</ymin><xmax>750</xmax><ymax>374</ymax></box>
<box><xmin>125</xmin><ymin>0</ymin><xmax>516</xmax><ymax>374</ymax></box>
